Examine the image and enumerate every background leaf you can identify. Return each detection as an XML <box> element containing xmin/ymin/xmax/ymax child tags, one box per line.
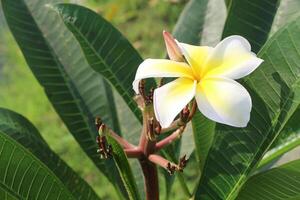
<box><xmin>271</xmin><ymin>0</ymin><xmax>300</xmax><ymax>35</ymax></box>
<box><xmin>201</xmin><ymin>0</ymin><xmax>227</xmax><ymax>47</ymax></box>
<box><xmin>237</xmin><ymin>159</ymin><xmax>300</xmax><ymax>200</ymax></box>
<box><xmin>0</xmin><ymin>131</ymin><xmax>74</xmax><ymax>199</ymax></box>
<box><xmin>195</xmin><ymin>16</ymin><xmax>300</xmax><ymax>200</ymax></box>
<box><xmin>0</xmin><ymin>108</ymin><xmax>100</xmax><ymax>200</ymax></box>
<box><xmin>172</xmin><ymin>0</ymin><xmax>209</xmax><ymax>45</ymax></box>
<box><xmin>1</xmin><ymin>0</ymin><xmax>125</xmax><ymax>196</ymax></box>
<box><xmin>223</xmin><ymin>0</ymin><xmax>280</xmax><ymax>53</ymax></box>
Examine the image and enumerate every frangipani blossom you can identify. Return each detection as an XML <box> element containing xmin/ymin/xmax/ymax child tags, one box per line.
<box><xmin>133</xmin><ymin>35</ymin><xmax>263</xmax><ymax>128</ymax></box>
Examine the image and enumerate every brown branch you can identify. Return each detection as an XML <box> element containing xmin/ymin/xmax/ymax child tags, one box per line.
<box><xmin>124</xmin><ymin>148</ymin><xmax>143</xmax><ymax>158</ymax></box>
<box><xmin>106</xmin><ymin>127</ymin><xmax>136</xmax><ymax>149</ymax></box>
<box><xmin>155</xmin><ymin>126</ymin><xmax>186</xmax><ymax>151</ymax></box>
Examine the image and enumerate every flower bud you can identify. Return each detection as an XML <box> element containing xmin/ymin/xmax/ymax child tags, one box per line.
<box><xmin>163</xmin><ymin>30</ymin><xmax>184</xmax><ymax>62</ymax></box>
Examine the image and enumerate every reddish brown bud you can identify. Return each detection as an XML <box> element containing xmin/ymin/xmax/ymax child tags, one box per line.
<box><xmin>180</xmin><ymin>106</ymin><xmax>190</xmax><ymax>123</ymax></box>
<box><xmin>178</xmin><ymin>155</ymin><xmax>189</xmax><ymax>172</ymax></box>
<box><xmin>95</xmin><ymin>117</ymin><xmax>102</xmax><ymax>130</ymax></box>
<box><xmin>163</xmin><ymin>30</ymin><xmax>184</xmax><ymax>62</ymax></box>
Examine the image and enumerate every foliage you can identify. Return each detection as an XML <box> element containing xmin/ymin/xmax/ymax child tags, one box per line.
<box><xmin>1</xmin><ymin>0</ymin><xmax>300</xmax><ymax>199</ymax></box>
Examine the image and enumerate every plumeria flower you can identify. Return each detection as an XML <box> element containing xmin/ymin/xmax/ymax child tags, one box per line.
<box><xmin>133</xmin><ymin>32</ymin><xmax>263</xmax><ymax>128</ymax></box>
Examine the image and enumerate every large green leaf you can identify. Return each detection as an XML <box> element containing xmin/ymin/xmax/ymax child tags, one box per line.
<box><xmin>223</xmin><ymin>0</ymin><xmax>280</xmax><ymax>53</ymax></box>
<box><xmin>257</xmin><ymin>0</ymin><xmax>300</xmax><ymax>168</ymax></box>
<box><xmin>52</xmin><ymin>3</ymin><xmax>156</xmax><ymax>123</ymax></box>
<box><xmin>237</xmin><ymin>159</ymin><xmax>300</xmax><ymax>200</ymax></box>
<box><xmin>0</xmin><ymin>108</ymin><xmax>100</xmax><ymax>200</ymax></box>
<box><xmin>195</xmin><ymin>16</ymin><xmax>300</xmax><ymax>200</ymax></box>
<box><xmin>0</xmin><ymin>131</ymin><xmax>74</xmax><ymax>199</ymax></box>
<box><xmin>106</xmin><ymin>135</ymin><xmax>141</xmax><ymax>200</ymax></box>
<box><xmin>259</xmin><ymin>107</ymin><xmax>300</xmax><ymax>168</ymax></box>
<box><xmin>1</xmin><ymin>0</ymin><xmax>124</xmax><ymax>195</ymax></box>
<box><xmin>172</xmin><ymin>0</ymin><xmax>209</xmax><ymax>45</ymax></box>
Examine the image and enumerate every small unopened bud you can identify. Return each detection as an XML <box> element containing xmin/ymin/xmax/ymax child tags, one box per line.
<box><xmin>96</xmin><ymin>123</ymin><xmax>112</xmax><ymax>159</ymax></box>
<box><xmin>134</xmin><ymin>95</ymin><xmax>145</xmax><ymax>110</ymax></box>
<box><xmin>155</xmin><ymin>124</ymin><xmax>161</xmax><ymax>135</ymax></box>
<box><xmin>147</xmin><ymin>118</ymin><xmax>156</xmax><ymax>141</ymax></box>
<box><xmin>138</xmin><ymin>79</ymin><xmax>147</xmax><ymax>100</ymax></box>
<box><xmin>95</xmin><ymin>117</ymin><xmax>102</xmax><ymax>130</ymax></box>
<box><xmin>165</xmin><ymin>155</ymin><xmax>188</xmax><ymax>174</ymax></box>
<box><xmin>166</xmin><ymin>162</ymin><xmax>177</xmax><ymax>175</ymax></box>
<box><xmin>98</xmin><ymin>123</ymin><xmax>107</xmax><ymax>137</ymax></box>
<box><xmin>180</xmin><ymin>106</ymin><xmax>190</xmax><ymax>123</ymax></box>
<box><xmin>163</xmin><ymin>30</ymin><xmax>184</xmax><ymax>62</ymax></box>
<box><xmin>145</xmin><ymin>88</ymin><xmax>154</xmax><ymax>105</ymax></box>
<box><xmin>178</xmin><ymin>155</ymin><xmax>189</xmax><ymax>172</ymax></box>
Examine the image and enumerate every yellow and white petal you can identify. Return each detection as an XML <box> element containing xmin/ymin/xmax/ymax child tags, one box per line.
<box><xmin>133</xmin><ymin>59</ymin><xmax>194</xmax><ymax>94</ymax></box>
<box><xmin>203</xmin><ymin>35</ymin><xmax>263</xmax><ymax>79</ymax></box>
<box><xmin>154</xmin><ymin>78</ymin><xmax>196</xmax><ymax>128</ymax></box>
<box><xmin>195</xmin><ymin>77</ymin><xmax>252</xmax><ymax>127</ymax></box>
<box><xmin>178</xmin><ymin>42</ymin><xmax>212</xmax><ymax>78</ymax></box>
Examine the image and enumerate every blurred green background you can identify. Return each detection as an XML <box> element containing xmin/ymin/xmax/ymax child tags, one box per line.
<box><xmin>0</xmin><ymin>0</ymin><xmax>189</xmax><ymax>199</ymax></box>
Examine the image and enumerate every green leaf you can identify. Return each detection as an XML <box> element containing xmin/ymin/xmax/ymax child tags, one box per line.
<box><xmin>271</xmin><ymin>0</ymin><xmax>300</xmax><ymax>35</ymax></box>
<box><xmin>0</xmin><ymin>108</ymin><xmax>100</xmax><ymax>200</ymax></box>
<box><xmin>259</xmin><ymin>107</ymin><xmax>300</xmax><ymax>168</ymax></box>
<box><xmin>0</xmin><ymin>131</ymin><xmax>74</xmax><ymax>199</ymax></box>
<box><xmin>52</xmin><ymin>3</ymin><xmax>156</xmax><ymax>123</ymax></box>
<box><xmin>237</xmin><ymin>159</ymin><xmax>300</xmax><ymax>200</ymax></box>
<box><xmin>223</xmin><ymin>0</ymin><xmax>280</xmax><ymax>53</ymax></box>
<box><xmin>106</xmin><ymin>135</ymin><xmax>141</xmax><ymax>200</ymax></box>
<box><xmin>172</xmin><ymin>0</ymin><xmax>209</xmax><ymax>44</ymax></box>
<box><xmin>1</xmin><ymin>0</ymin><xmax>124</xmax><ymax>195</ymax></box>
<box><xmin>195</xmin><ymin>16</ymin><xmax>300</xmax><ymax>200</ymax></box>
<box><xmin>192</xmin><ymin>111</ymin><xmax>216</xmax><ymax>171</ymax></box>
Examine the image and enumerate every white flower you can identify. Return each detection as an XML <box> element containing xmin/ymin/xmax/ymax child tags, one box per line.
<box><xmin>133</xmin><ymin>35</ymin><xmax>263</xmax><ymax>128</ymax></box>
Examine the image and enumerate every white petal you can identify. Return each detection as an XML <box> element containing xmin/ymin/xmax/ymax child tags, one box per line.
<box><xmin>195</xmin><ymin>77</ymin><xmax>252</xmax><ymax>127</ymax></box>
<box><xmin>154</xmin><ymin>78</ymin><xmax>196</xmax><ymax>128</ymax></box>
<box><xmin>132</xmin><ymin>59</ymin><xmax>194</xmax><ymax>94</ymax></box>
<box><xmin>203</xmin><ymin>35</ymin><xmax>263</xmax><ymax>79</ymax></box>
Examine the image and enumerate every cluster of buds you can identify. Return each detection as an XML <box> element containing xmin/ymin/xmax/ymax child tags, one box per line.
<box><xmin>166</xmin><ymin>155</ymin><xmax>189</xmax><ymax>175</ymax></box>
<box><xmin>137</xmin><ymin>80</ymin><xmax>155</xmax><ymax>106</ymax></box>
<box><xmin>95</xmin><ymin>117</ymin><xmax>113</xmax><ymax>159</ymax></box>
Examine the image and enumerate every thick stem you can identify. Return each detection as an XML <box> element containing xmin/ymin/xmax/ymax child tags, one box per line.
<box><xmin>139</xmin><ymin>159</ymin><xmax>159</xmax><ymax>200</ymax></box>
<box><xmin>138</xmin><ymin>105</ymin><xmax>159</xmax><ymax>199</ymax></box>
